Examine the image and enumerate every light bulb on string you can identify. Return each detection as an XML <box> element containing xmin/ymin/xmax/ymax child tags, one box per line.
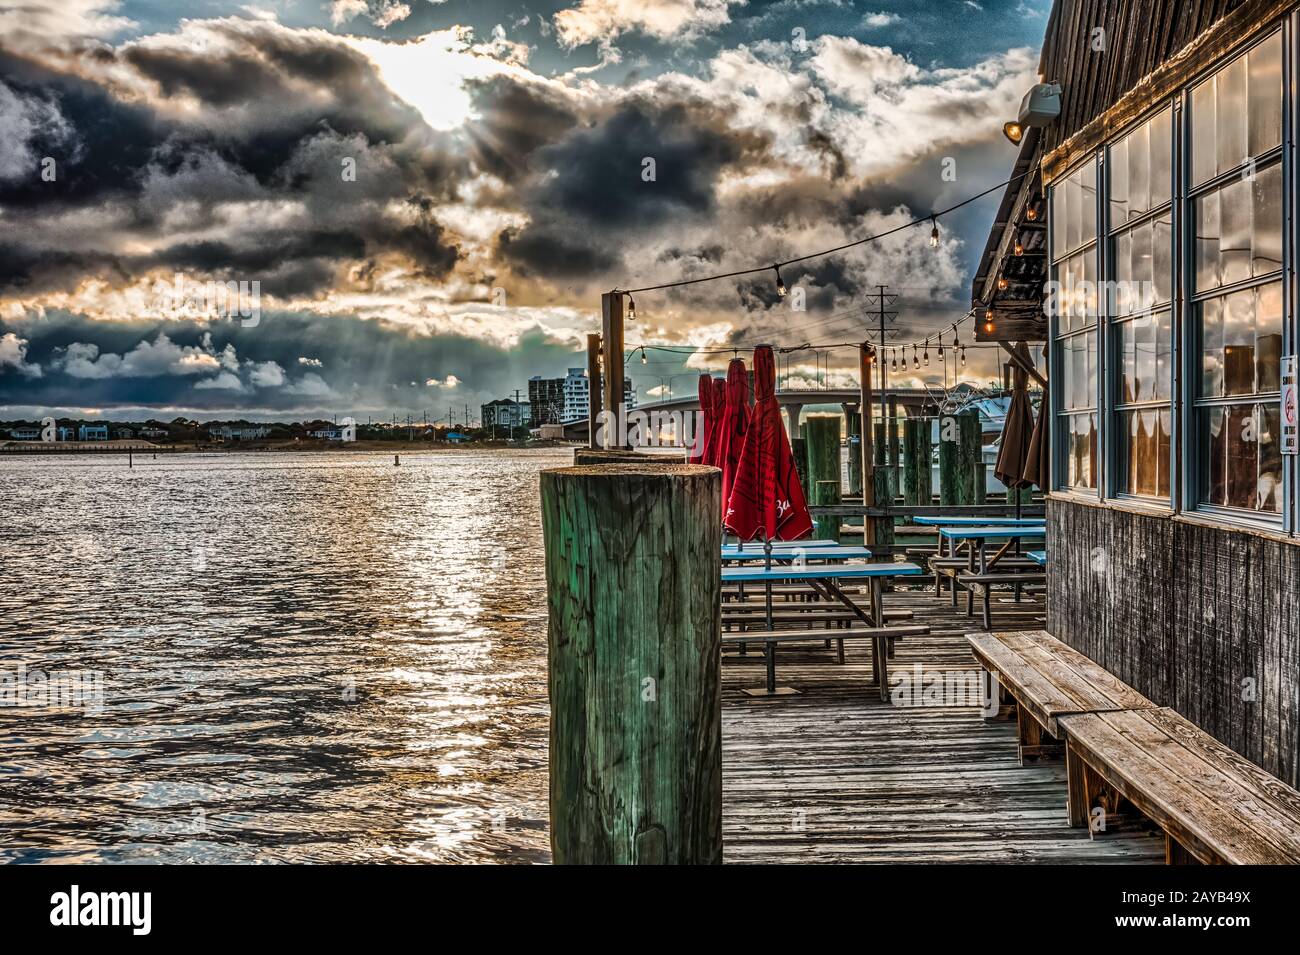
<box><xmin>773</xmin><ymin>264</ymin><xmax>787</xmax><ymax>297</ymax></box>
<box><xmin>890</xmin><ymin>350</ymin><xmax>897</xmax><ymax>372</ymax></box>
<box><xmin>912</xmin><ymin>345</ymin><xmax>919</xmax><ymax>370</ymax></box>
<box><xmin>938</xmin><ymin>340</ymin><xmax>945</xmax><ymax>359</ymax></box>
<box><xmin>923</xmin><ymin>342</ymin><xmax>930</xmax><ymax>367</ymax></box>
<box><xmin>960</xmin><ymin>345</ymin><xmax>967</xmax><ymax>367</ymax></box>
<box><xmin>626</xmin><ymin>295</ymin><xmax>637</xmax><ymax>320</ymax></box>
<box><xmin>997</xmin><ymin>276</ymin><xmax>1008</xmax><ymax>291</ymax></box>
<box><xmin>641</xmin><ymin>347</ymin><xmax>648</xmax><ymax>365</ymax></box>
<box><xmin>929</xmin><ymin>216</ymin><xmax>940</xmax><ymax>249</ymax></box>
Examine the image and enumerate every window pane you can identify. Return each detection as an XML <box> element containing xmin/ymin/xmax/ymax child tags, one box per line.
<box><xmin>1150</xmin><ymin>109</ymin><xmax>1172</xmax><ymax>207</ymax></box>
<box><xmin>1118</xmin><ymin>408</ymin><xmax>1171</xmax><ymax>498</ymax></box>
<box><xmin>1248</xmin><ymin>32</ymin><xmax>1283</xmax><ymax>157</ymax></box>
<box><xmin>1080</xmin><ymin>161</ymin><xmax>1097</xmax><ymax>244</ymax></box>
<box><xmin>1194</xmin><ymin>165</ymin><xmax>1281</xmax><ymax>293</ymax></box>
<box><xmin>1127</xmin><ymin>120</ymin><xmax>1150</xmax><ymax>220</ymax></box>
<box><xmin>1191</xmin><ymin>73</ymin><xmax>1217</xmax><ymax>186</ymax></box>
<box><xmin>1152</xmin><ymin>211</ymin><xmax>1172</xmax><ymax>304</ymax></box>
<box><xmin>1256</xmin><ymin>281</ymin><xmax>1283</xmax><ymax>392</ymax></box>
<box><xmin>1253</xmin><ymin>162</ymin><xmax>1283</xmax><ymax>275</ymax></box>
<box><xmin>1060</xmin><ymin>329</ymin><xmax>1097</xmax><ymax>411</ymax></box>
<box><xmin>1195</xmin><ymin>188</ymin><xmax>1220</xmax><ymax>291</ymax></box>
<box><xmin>1064</xmin><ymin>412</ymin><xmax>1098</xmax><ymax>489</ymax></box>
<box><xmin>1116</xmin><ymin>309</ymin><xmax>1172</xmax><ymax>405</ymax></box>
<box><xmin>1216</xmin><ymin>54</ymin><xmax>1248</xmax><ymax>178</ymax></box>
<box><xmin>1223</xmin><ymin>287</ymin><xmax>1254</xmax><ymax>395</ymax></box>
<box><xmin>1109</xmin><ymin>137</ymin><xmax>1129</xmax><ymax>225</ymax></box>
<box><xmin>1199</xmin><ymin>404</ymin><xmax>1282</xmax><ymax>512</ymax></box>
<box><xmin>1155</xmin><ymin>308</ymin><xmax>1172</xmax><ymax>399</ymax></box>
<box><xmin>1200</xmin><ymin>296</ymin><xmax>1224</xmax><ymax>398</ymax></box>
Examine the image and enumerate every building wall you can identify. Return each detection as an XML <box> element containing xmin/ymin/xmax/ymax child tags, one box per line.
<box><xmin>1048</xmin><ymin>497</ymin><xmax>1300</xmax><ymax>786</ymax></box>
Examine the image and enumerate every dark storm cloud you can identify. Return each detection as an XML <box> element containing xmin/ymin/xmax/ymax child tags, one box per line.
<box><xmin>0</xmin><ymin>20</ymin><xmax>466</xmax><ymax>290</ymax></box>
<box><xmin>464</xmin><ymin>73</ymin><xmax>581</xmax><ymax>180</ymax></box>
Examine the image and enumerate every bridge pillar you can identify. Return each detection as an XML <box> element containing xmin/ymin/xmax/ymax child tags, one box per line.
<box><xmin>784</xmin><ymin>403</ymin><xmax>803</xmax><ymax>439</ymax></box>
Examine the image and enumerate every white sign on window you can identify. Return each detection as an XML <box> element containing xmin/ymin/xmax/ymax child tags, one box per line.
<box><xmin>1282</xmin><ymin>356</ymin><xmax>1297</xmax><ymax>455</ymax></box>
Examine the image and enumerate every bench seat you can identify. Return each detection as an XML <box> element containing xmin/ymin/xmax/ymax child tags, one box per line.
<box><xmin>1059</xmin><ymin>707</ymin><xmax>1300</xmax><ymax>864</ymax></box>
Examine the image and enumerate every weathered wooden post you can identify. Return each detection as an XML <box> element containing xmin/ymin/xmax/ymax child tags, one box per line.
<box><xmin>845</xmin><ymin>406</ymin><xmax>862</xmax><ymax>497</ymax></box>
<box><xmin>902</xmin><ymin>417</ymin><xmax>932</xmax><ymax>506</ymax></box>
<box><xmin>804</xmin><ymin>414</ymin><xmax>840</xmax><ymax>489</ymax></box>
<box><xmin>937</xmin><ymin>413</ymin><xmax>960</xmax><ymax>506</ymax></box>
<box><xmin>790</xmin><ymin>437</ymin><xmax>810</xmax><ymax>497</ymax></box>
<box><xmin>812</xmin><ymin>479</ymin><xmax>841</xmax><ymax>540</ymax></box>
<box><xmin>541</xmin><ymin>463</ymin><xmax>722</xmax><ymax>864</ymax></box>
<box><xmin>959</xmin><ymin>411</ymin><xmax>984</xmax><ymax>504</ymax></box>
<box><xmin>586</xmin><ymin>333</ymin><xmax>603</xmax><ymax>449</ymax></box>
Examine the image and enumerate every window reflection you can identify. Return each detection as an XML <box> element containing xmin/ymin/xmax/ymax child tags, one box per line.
<box><xmin>1199</xmin><ymin>404</ymin><xmax>1283</xmax><ymax>512</ymax></box>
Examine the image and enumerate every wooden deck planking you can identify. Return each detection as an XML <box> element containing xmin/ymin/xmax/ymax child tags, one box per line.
<box><xmin>720</xmin><ymin>586</ymin><xmax>1166</xmax><ymax>863</ymax></box>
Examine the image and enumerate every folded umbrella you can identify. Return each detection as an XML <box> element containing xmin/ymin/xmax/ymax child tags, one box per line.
<box><xmin>995</xmin><ymin>342</ymin><xmax>1035</xmax><ymax>491</ymax></box>
<box><xmin>724</xmin><ymin>345</ymin><xmax>813</xmax><ymax>542</ymax></box>
<box><xmin>713</xmin><ymin>358</ymin><xmax>751</xmax><ymax>510</ymax></box>
<box><xmin>1022</xmin><ymin>394</ymin><xmax>1050</xmax><ymax>490</ymax></box>
<box><xmin>689</xmin><ymin>374</ymin><xmax>716</xmax><ymax>464</ymax></box>
<box><xmin>707</xmin><ymin>377</ymin><xmax>728</xmax><ymax>468</ymax></box>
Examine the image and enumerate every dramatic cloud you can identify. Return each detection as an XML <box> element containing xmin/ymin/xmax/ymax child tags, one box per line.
<box><xmin>0</xmin><ymin>5</ymin><xmax>1041</xmax><ymax>418</ymax></box>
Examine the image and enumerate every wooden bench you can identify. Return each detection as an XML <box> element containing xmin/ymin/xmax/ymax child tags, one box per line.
<box><xmin>966</xmin><ymin>630</ymin><xmax>1154</xmax><ymax>763</ymax></box>
<box><xmin>970</xmin><ymin>630</ymin><xmax>1300</xmax><ymax>864</ymax></box>
<box><xmin>722</xmin><ymin>625</ymin><xmax>929</xmax><ymax>692</ymax></box>
<box><xmin>1059</xmin><ymin>707</ymin><xmax>1300</xmax><ymax>864</ymax></box>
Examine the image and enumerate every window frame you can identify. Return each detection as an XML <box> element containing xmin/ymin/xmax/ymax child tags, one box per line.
<box><xmin>1178</xmin><ymin>25</ymin><xmax>1290</xmax><ymax>528</ymax></box>
<box><xmin>1103</xmin><ymin>104</ymin><xmax>1177</xmax><ymax>507</ymax></box>
<box><xmin>1049</xmin><ymin>155</ymin><xmax>1103</xmax><ymax>498</ymax></box>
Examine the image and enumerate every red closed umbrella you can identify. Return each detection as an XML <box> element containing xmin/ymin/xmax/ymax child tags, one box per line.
<box><xmin>713</xmin><ymin>358</ymin><xmax>751</xmax><ymax>511</ymax></box>
<box><xmin>689</xmin><ymin>374</ymin><xmax>716</xmax><ymax>464</ymax></box>
<box><xmin>707</xmin><ymin>377</ymin><xmax>728</xmax><ymax>467</ymax></box>
<box><xmin>724</xmin><ymin>345</ymin><xmax>813</xmax><ymax>542</ymax></box>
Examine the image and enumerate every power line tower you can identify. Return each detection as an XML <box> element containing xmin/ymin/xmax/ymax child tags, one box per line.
<box><xmin>862</xmin><ymin>285</ymin><xmax>899</xmax><ymax>436</ymax></box>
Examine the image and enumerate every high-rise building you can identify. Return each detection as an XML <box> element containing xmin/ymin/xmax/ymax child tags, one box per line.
<box><xmin>530</xmin><ymin>369</ymin><xmax>635</xmax><ymax>424</ymax></box>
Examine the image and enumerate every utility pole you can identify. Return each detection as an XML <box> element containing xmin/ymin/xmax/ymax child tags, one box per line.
<box><xmin>864</xmin><ymin>285</ymin><xmax>898</xmax><ymax>453</ymax></box>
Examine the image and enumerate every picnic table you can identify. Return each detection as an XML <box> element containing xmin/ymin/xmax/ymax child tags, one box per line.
<box><xmin>937</xmin><ymin>525</ymin><xmax>1046</xmax><ymax>627</ymax></box>
<box><xmin>912</xmin><ymin>516</ymin><xmax>1045</xmax><ymax>526</ymax></box>
<box><xmin>722</xmin><ymin>545</ymin><xmax>874</xmax><ymax>562</ymax></box>
<box><xmin>721</xmin><ymin>563</ymin><xmax>926</xmax><ymax>699</ymax></box>
<box><xmin>1027</xmin><ymin>550</ymin><xmax>1047</xmax><ymax>566</ymax></box>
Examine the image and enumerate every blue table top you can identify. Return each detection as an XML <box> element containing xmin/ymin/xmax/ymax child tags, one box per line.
<box><xmin>912</xmin><ymin>516</ymin><xmax>1044</xmax><ymax>526</ymax></box>
<box><xmin>722</xmin><ymin>563</ymin><xmax>924</xmax><ymax>582</ymax></box>
<box><xmin>722</xmin><ymin>545</ymin><xmax>874</xmax><ymax>561</ymax></box>
<box><xmin>724</xmin><ymin>539</ymin><xmax>839</xmax><ymax>550</ymax></box>
<box><xmin>938</xmin><ymin>525</ymin><xmax>1046</xmax><ymax>540</ymax></box>
<box><xmin>1027</xmin><ymin>550</ymin><xmax>1047</xmax><ymax>565</ymax></box>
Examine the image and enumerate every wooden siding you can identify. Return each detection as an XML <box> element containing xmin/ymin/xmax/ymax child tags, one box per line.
<box><xmin>1047</xmin><ymin>499</ymin><xmax>1300</xmax><ymax>788</ymax></box>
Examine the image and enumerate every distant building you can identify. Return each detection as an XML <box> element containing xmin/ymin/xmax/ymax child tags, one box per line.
<box><xmin>445</xmin><ymin>432</ymin><xmax>470</xmax><ymax>444</ymax></box>
<box><xmin>57</xmin><ymin>426</ymin><xmax>74</xmax><ymax>442</ymax></box>
<box><xmin>114</xmin><ymin>427</ymin><xmax>135</xmax><ymax>440</ymax></box>
<box><xmin>77</xmin><ymin>424</ymin><xmax>108</xmax><ymax>441</ymax></box>
<box><xmin>529</xmin><ymin>368</ymin><xmax>635</xmax><ymax>425</ymax></box>
<box><xmin>7</xmin><ymin>427</ymin><xmax>40</xmax><ymax>441</ymax></box>
<box><xmin>481</xmin><ymin>398</ymin><xmax>531</xmax><ymax>431</ymax></box>
<box><xmin>310</xmin><ymin>428</ymin><xmax>342</xmax><ymax>440</ymax></box>
<box><xmin>139</xmin><ymin>427</ymin><xmax>168</xmax><ymax>439</ymax></box>
<box><xmin>208</xmin><ymin>425</ymin><xmax>270</xmax><ymax>441</ymax></box>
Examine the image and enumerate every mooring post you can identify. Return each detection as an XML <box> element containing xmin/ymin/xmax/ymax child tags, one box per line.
<box><xmin>587</xmin><ymin>333</ymin><xmax>603</xmax><ymax>449</ymax></box>
<box><xmin>902</xmin><ymin>417</ymin><xmax>932</xmax><ymax>506</ymax></box>
<box><xmin>959</xmin><ymin>411</ymin><xmax>984</xmax><ymax>504</ymax></box>
<box><xmin>540</xmin><ymin>463</ymin><xmax>722</xmax><ymax>864</ymax></box>
<box><xmin>812</xmin><ymin>479</ymin><xmax>841</xmax><ymax>541</ymax></box>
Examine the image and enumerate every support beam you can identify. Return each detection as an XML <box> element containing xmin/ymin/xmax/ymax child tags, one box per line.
<box><xmin>600</xmin><ymin>292</ymin><xmax>625</xmax><ymax>448</ymax></box>
<box><xmin>586</xmin><ymin>333</ymin><xmax>603</xmax><ymax>449</ymax></box>
<box><xmin>858</xmin><ymin>344</ymin><xmax>876</xmax><ymax>545</ymax></box>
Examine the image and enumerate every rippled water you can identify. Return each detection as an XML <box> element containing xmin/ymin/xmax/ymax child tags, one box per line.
<box><xmin>0</xmin><ymin>448</ymin><xmax>568</xmax><ymax>863</ymax></box>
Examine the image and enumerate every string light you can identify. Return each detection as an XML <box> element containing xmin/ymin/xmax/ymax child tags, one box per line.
<box><xmin>773</xmin><ymin>264</ymin><xmax>787</xmax><ymax>297</ymax></box>
<box><xmin>997</xmin><ymin>276</ymin><xmax>1008</xmax><ymax>291</ymax></box>
<box><xmin>912</xmin><ymin>345</ymin><xmax>920</xmax><ymax>370</ymax></box>
<box><xmin>1026</xmin><ymin>206</ymin><xmax>1038</xmax><ymax>221</ymax></box>
<box><xmin>890</xmin><ymin>350</ymin><xmax>897</xmax><ymax>371</ymax></box>
<box><xmin>923</xmin><ymin>341</ymin><xmax>930</xmax><ymax>367</ymax></box>
<box><xmin>626</xmin><ymin>294</ymin><xmax>636</xmax><ymax>320</ymax></box>
<box><xmin>938</xmin><ymin>340</ymin><xmax>945</xmax><ymax>358</ymax></box>
<box><xmin>960</xmin><ymin>345</ymin><xmax>967</xmax><ymax>366</ymax></box>
<box><xmin>929</xmin><ymin>216</ymin><xmax>940</xmax><ymax>249</ymax></box>
<box><xmin>1013</xmin><ymin>240</ymin><xmax>1024</xmax><ymax>256</ymax></box>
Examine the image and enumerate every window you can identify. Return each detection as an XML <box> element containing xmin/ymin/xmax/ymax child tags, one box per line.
<box><xmin>1189</xmin><ymin>31</ymin><xmax>1284</xmax><ymax>517</ymax></box>
<box><xmin>1048</xmin><ymin>27</ymin><xmax>1289</xmax><ymax>522</ymax></box>
<box><xmin>1108</xmin><ymin>108</ymin><xmax>1173</xmax><ymax>500</ymax></box>
<box><xmin>1052</xmin><ymin>161</ymin><xmax>1100</xmax><ymax>491</ymax></box>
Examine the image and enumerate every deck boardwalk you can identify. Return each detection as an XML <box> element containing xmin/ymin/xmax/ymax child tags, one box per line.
<box><xmin>720</xmin><ymin>585</ymin><xmax>1165</xmax><ymax>863</ymax></box>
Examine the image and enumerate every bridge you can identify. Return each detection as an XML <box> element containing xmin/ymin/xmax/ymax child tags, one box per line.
<box><xmin>561</xmin><ymin>386</ymin><xmax>941</xmax><ymax>442</ymax></box>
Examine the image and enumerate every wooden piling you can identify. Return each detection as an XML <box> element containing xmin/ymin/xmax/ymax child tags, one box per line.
<box><xmin>541</xmin><ymin>464</ymin><xmax>722</xmax><ymax>864</ymax></box>
<box><xmin>573</xmin><ymin>448</ymin><xmax>686</xmax><ymax>466</ymax></box>
<box><xmin>812</xmin><ymin>479</ymin><xmax>841</xmax><ymax>540</ymax></box>
<box><xmin>902</xmin><ymin>418</ymin><xmax>932</xmax><ymax>506</ymax></box>
<box><xmin>790</xmin><ymin>437</ymin><xmax>810</xmax><ymax>498</ymax></box>
<box><xmin>804</xmin><ymin>414</ymin><xmax>841</xmax><ymax>494</ymax></box>
<box><xmin>958</xmin><ymin>411</ymin><xmax>983</xmax><ymax>504</ymax></box>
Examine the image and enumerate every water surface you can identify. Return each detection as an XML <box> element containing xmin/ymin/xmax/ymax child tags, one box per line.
<box><xmin>0</xmin><ymin>448</ymin><xmax>565</xmax><ymax>863</ymax></box>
